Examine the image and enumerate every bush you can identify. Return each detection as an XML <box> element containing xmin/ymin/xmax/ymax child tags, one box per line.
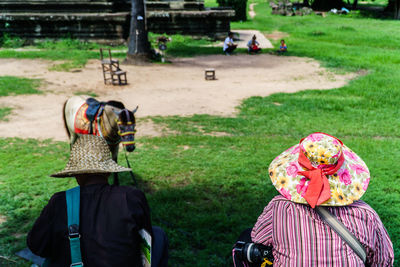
<box><xmin>0</xmin><ymin>33</ymin><xmax>24</xmax><ymax>48</ymax></box>
<box><xmin>217</xmin><ymin>0</ymin><xmax>247</xmax><ymax>21</ymax></box>
<box><xmin>35</xmin><ymin>38</ymin><xmax>100</xmax><ymax>50</ymax></box>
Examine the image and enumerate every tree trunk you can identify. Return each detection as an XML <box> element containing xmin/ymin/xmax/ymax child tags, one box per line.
<box><xmin>386</xmin><ymin>0</ymin><xmax>400</xmax><ymax>18</ymax></box>
<box><xmin>125</xmin><ymin>0</ymin><xmax>151</xmax><ymax>65</ymax></box>
<box><xmin>352</xmin><ymin>0</ymin><xmax>358</xmax><ymax>9</ymax></box>
<box><xmin>395</xmin><ymin>0</ymin><xmax>400</xmax><ymax>19</ymax></box>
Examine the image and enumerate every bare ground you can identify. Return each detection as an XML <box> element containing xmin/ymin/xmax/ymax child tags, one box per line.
<box><xmin>0</xmin><ymin>54</ymin><xmax>355</xmax><ymax>140</ymax></box>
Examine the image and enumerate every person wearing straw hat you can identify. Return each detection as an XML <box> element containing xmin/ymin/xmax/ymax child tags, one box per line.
<box><xmin>27</xmin><ymin>135</ymin><xmax>168</xmax><ymax>267</ymax></box>
<box><xmin>233</xmin><ymin>132</ymin><xmax>393</xmax><ymax>266</ymax></box>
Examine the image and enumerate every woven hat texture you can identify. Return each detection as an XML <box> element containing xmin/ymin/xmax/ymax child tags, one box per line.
<box><xmin>51</xmin><ymin>135</ymin><xmax>130</xmax><ymax>178</ymax></box>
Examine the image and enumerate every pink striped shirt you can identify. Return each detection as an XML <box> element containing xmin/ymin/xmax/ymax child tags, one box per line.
<box><xmin>251</xmin><ymin>195</ymin><xmax>394</xmax><ymax>266</ymax></box>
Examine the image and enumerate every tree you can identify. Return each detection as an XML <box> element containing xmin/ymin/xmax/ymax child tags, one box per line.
<box><xmin>352</xmin><ymin>0</ymin><xmax>358</xmax><ymax>10</ymax></box>
<box><xmin>394</xmin><ymin>0</ymin><xmax>400</xmax><ymax>19</ymax></box>
<box><xmin>217</xmin><ymin>0</ymin><xmax>247</xmax><ymax>21</ymax></box>
<box><xmin>125</xmin><ymin>0</ymin><xmax>151</xmax><ymax>64</ymax></box>
<box><xmin>311</xmin><ymin>0</ymin><xmax>344</xmax><ymax>10</ymax></box>
<box><xmin>386</xmin><ymin>0</ymin><xmax>400</xmax><ymax>19</ymax></box>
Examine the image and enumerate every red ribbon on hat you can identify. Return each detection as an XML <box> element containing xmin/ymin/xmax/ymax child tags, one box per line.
<box><xmin>297</xmin><ymin>133</ymin><xmax>344</xmax><ymax>208</ymax></box>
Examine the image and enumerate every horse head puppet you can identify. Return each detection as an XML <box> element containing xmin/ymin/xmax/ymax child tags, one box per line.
<box><xmin>63</xmin><ymin>96</ymin><xmax>139</xmax><ymax>184</ymax></box>
<box><xmin>110</xmin><ymin>102</ymin><xmax>138</xmax><ymax>152</ymax></box>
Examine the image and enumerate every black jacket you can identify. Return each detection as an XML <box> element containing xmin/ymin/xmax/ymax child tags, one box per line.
<box><xmin>27</xmin><ymin>183</ymin><xmax>153</xmax><ymax>267</ymax></box>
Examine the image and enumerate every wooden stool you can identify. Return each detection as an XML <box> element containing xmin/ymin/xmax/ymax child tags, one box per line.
<box><xmin>205</xmin><ymin>68</ymin><xmax>216</xmax><ymax>80</ymax></box>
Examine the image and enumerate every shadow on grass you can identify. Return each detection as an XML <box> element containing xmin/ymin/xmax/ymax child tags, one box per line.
<box><xmin>1</xmin><ymin>134</ymin><xmax>399</xmax><ymax>266</ymax></box>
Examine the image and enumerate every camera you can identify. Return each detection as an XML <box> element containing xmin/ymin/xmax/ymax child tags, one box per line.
<box><xmin>233</xmin><ymin>241</ymin><xmax>274</xmax><ymax>265</ymax></box>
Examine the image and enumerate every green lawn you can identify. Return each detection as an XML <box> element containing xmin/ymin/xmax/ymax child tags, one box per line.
<box><xmin>0</xmin><ymin>34</ymin><xmax>221</xmax><ymax>71</ymax></box>
<box><xmin>0</xmin><ymin>38</ymin><xmax>126</xmax><ymax>71</ymax></box>
<box><xmin>0</xmin><ymin>107</ymin><xmax>12</xmax><ymax>121</ymax></box>
<box><xmin>0</xmin><ymin>76</ymin><xmax>41</xmax><ymax>121</ymax></box>
<box><xmin>1</xmin><ymin>2</ymin><xmax>400</xmax><ymax>267</ymax></box>
<box><xmin>204</xmin><ymin>0</ymin><xmax>218</xmax><ymax>7</ymax></box>
<box><xmin>0</xmin><ymin>76</ymin><xmax>41</xmax><ymax>97</ymax></box>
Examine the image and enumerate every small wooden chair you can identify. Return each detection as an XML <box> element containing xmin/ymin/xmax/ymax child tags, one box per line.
<box><xmin>205</xmin><ymin>68</ymin><xmax>216</xmax><ymax>80</ymax></box>
<box><xmin>100</xmin><ymin>48</ymin><xmax>127</xmax><ymax>85</ymax></box>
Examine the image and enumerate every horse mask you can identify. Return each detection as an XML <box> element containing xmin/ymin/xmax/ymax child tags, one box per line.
<box><xmin>114</xmin><ymin>106</ymin><xmax>138</xmax><ymax>152</ymax></box>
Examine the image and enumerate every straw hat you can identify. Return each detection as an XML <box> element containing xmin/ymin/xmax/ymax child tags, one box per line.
<box><xmin>269</xmin><ymin>132</ymin><xmax>370</xmax><ymax>207</ymax></box>
<box><xmin>51</xmin><ymin>135</ymin><xmax>131</xmax><ymax>178</ymax></box>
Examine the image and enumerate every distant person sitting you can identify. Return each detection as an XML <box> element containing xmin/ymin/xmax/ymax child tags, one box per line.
<box><xmin>278</xmin><ymin>39</ymin><xmax>287</xmax><ymax>53</ymax></box>
<box><xmin>247</xmin><ymin>35</ymin><xmax>261</xmax><ymax>54</ymax></box>
<box><xmin>223</xmin><ymin>32</ymin><xmax>237</xmax><ymax>55</ymax></box>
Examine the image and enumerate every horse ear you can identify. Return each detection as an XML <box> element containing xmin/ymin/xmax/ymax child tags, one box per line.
<box><xmin>112</xmin><ymin>108</ymin><xmax>122</xmax><ymax>116</ymax></box>
<box><xmin>132</xmin><ymin>106</ymin><xmax>139</xmax><ymax>114</ymax></box>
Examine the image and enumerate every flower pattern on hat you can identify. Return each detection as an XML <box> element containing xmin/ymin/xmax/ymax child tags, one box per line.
<box><xmin>301</xmin><ymin>133</ymin><xmax>342</xmax><ymax>166</ymax></box>
<box><xmin>269</xmin><ymin>133</ymin><xmax>370</xmax><ymax>206</ymax></box>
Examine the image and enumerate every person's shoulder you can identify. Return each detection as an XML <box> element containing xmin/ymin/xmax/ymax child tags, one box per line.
<box><xmin>270</xmin><ymin>195</ymin><xmax>293</xmax><ymax>203</ymax></box>
<box><xmin>333</xmin><ymin>200</ymin><xmax>385</xmax><ymax>227</ymax></box>
<box><xmin>348</xmin><ymin>200</ymin><xmax>381</xmax><ymax>217</ymax></box>
<box><xmin>49</xmin><ymin>191</ymin><xmax>66</xmax><ymax>202</ymax></box>
<box><xmin>42</xmin><ymin>191</ymin><xmax>66</xmax><ymax>208</ymax></box>
<box><xmin>267</xmin><ymin>195</ymin><xmax>296</xmax><ymax>208</ymax></box>
<box><xmin>111</xmin><ymin>185</ymin><xmax>143</xmax><ymax>194</ymax></box>
<box><xmin>112</xmin><ymin>185</ymin><xmax>147</xmax><ymax>200</ymax></box>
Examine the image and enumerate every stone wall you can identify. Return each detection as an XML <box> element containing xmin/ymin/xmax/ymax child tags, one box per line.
<box><xmin>0</xmin><ymin>0</ymin><xmax>234</xmax><ymax>42</ymax></box>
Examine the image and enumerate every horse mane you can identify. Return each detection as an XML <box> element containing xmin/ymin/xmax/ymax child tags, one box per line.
<box><xmin>106</xmin><ymin>100</ymin><xmax>125</xmax><ymax>110</ymax></box>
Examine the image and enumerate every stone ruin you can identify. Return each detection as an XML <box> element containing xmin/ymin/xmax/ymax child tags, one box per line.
<box><xmin>0</xmin><ymin>0</ymin><xmax>235</xmax><ymax>43</ymax></box>
<box><xmin>270</xmin><ymin>1</ymin><xmax>313</xmax><ymax>16</ymax></box>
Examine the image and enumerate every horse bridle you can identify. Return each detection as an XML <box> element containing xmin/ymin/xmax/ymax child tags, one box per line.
<box><xmin>115</xmin><ymin>109</ymin><xmax>136</xmax><ymax>147</ymax></box>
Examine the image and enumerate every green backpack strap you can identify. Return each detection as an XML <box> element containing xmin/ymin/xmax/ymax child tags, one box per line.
<box><xmin>66</xmin><ymin>186</ymin><xmax>84</xmax><ymax>267</ymax></box>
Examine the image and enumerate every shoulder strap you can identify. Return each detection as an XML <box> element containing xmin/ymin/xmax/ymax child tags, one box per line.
<box><xmin>315</xmin><ymin>206</ymin><xmax>367</xmax><ymax>264</ymax></box>
<box><xmin>66</xmin><ymin>186</ymin><xmax>84</xmax><ymax>267</ymax></box>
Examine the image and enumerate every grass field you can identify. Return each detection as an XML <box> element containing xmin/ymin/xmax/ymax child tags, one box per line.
<box><xmin>0</xmin><ymin>76</ymin><xmax>41</xmax><ymax>122</ymax></box>
<box><xmin>1</xmin><ymin>1</ymin><xmax>400</xmax><ymax>266</ymax></box>
<box><xmin>0</xmin><ymin>34</ymin><xmax>220</xmax><ymax>71</ymax></box>
<box><xmin>0</xmin><ymin>108</ymin><xmax>12</xmax><ymax>121</ymax></box>
<box><xmin>0</xmin><ymin>76</ymin><xmax>41</xmax><ymax>97</ymax></box>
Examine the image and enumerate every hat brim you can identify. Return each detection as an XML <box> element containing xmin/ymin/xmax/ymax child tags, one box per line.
<box><xmin>269</xmin><ymin>144</ymin><xmax>370</xmax><ymax>206</ymax></box>
<box><xmin>51</xmin><ymin>159</ymin><xmax>131</xmax><ymax>178</ymax></box>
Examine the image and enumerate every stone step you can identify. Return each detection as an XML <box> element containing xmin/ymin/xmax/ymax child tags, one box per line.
<box><xmin>1</xmin><ymin>0</ymin><xmax>94</xmax><ymax>2</ymax></box>
<box><xmin>1</xmin><ymin>1</ymin><xmax>205</xmax><ymax>12</ymax></box>
<box><xmin>147</xmin><ymin>1</ymin><xmax>204</xmax><ymax>10</ymax></box>
<box><xmin>0</xmin><ymin>1</ymin><xmax>118</xmax><ymax>13</ymax></box>
<box><xmin>0</xmin><ymin>1</ymin><xmax>233</xmax><ymax>42</ymax></box>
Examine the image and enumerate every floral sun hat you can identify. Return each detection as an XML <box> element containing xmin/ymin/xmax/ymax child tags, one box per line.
<box><xmin>269</xmin><ymin>132</ymin><xmax>370</xmax><ymax>207</ymax></box>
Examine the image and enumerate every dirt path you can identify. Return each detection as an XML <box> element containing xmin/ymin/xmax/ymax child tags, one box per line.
<box><xmin>0</xmin><ymin>54</ymin><xmax>355</xmax><ymax>140</ymax></box>
<box><xmin>235</xmin><ymin>29</ymin><xmax>274</xmax><ymax>49</ymax></box>
<box><xmin>249</xmin><ymin>3</ymin><xmax>257</xmax><ymax>18</ymax></box>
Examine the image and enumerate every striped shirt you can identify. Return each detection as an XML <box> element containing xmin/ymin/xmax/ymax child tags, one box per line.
<box><xmin>251</xmin><ymin>195</ymin><xmax>394</xmax><ymax>266</ymax></box>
